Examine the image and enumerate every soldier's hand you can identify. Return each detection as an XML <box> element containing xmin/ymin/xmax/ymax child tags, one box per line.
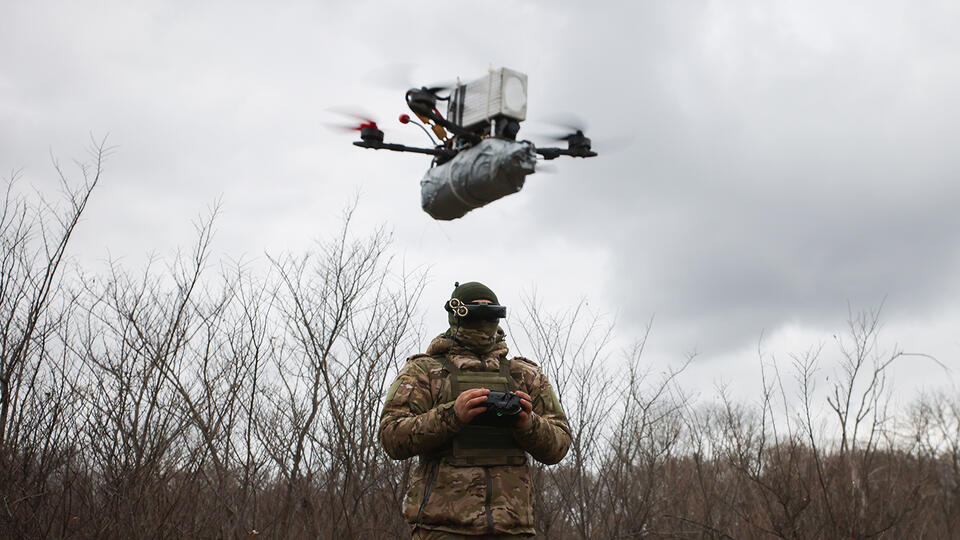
<box><xmin>514</xmin><ymin>390</ymin><xmax>535</xmax><ymax>430</ymax></box>
<box><xmin>454</xmin><ymin>388</ymin><xmax>490</xmax><ymax>424</ymax></box>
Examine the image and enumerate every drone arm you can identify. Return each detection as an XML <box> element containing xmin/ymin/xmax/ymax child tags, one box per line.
<box><xmin>536</xmin><ymin>148</ymin><xmax>562</xmax><ymax>160</ymax></box>
<box><xmin>353</xmin><ymin>140</ymin><xmax>454</xmax><ymax>158</ymax></box>
<box><xmin>535</xmin><ymin>147</ymin><xmax>598</xmax><ymax>160</ymax></box>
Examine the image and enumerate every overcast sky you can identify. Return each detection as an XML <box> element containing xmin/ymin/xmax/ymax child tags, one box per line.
<box><xmin>2</xmin><ymin>0</ymin><xmax>958</xmax><ymax>405</ymax></box>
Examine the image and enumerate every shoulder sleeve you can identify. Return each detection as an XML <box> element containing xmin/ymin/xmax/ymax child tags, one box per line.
<box><xmin>378</xmin><ymin>356</ymin><xmax>463</xmax><ymax>460</ymax></box>
<box><xmin>511</xmin><ymin>359</ymin><xmax>572</xmax><ymax>465</ymax></box>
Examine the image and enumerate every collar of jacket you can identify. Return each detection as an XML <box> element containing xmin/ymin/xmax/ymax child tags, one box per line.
<box><xmin>426</xmin><ymin>329</ymin><xmax>508</xmax><ymax>371</ymax></box>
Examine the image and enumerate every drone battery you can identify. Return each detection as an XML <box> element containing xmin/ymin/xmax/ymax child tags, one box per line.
<box><xmin>420</xmin><ymin>138</ymin><xmax>536</xmax><ymax>220</ymax></box>
<box><xmin>448</xmin><ymin>68</ymin><xmax>528</xmax><ymax>129</ymax></box>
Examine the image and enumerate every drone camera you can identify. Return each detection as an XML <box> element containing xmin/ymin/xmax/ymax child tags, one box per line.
<box><xmin>406</xmin><ymin>87</ymin><xmax>439</xmax><ymax>118</ymax></box>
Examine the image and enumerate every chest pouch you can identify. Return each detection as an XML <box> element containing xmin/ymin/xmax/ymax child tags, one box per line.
<box><xmin>434</xmin><ymin>356</ymin><xmax>527</xmax><ymax>467</ymax></box>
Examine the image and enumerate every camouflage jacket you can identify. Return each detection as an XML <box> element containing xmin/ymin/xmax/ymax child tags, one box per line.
<box><xmin>379</xmin><ymin>333</ymin><xmax>571</xmax><ymax>536</ymax></box>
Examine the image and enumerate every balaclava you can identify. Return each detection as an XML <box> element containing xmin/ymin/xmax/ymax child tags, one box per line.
<box><xmin>447</xmin><ymin>281</ymin><xmax>503</xmax><ymax>354</ymax></box>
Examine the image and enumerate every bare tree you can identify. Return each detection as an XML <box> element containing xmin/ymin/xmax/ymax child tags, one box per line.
<box><xmin>262</xmin><ymin>207</ymin><xmax>424</xmax><ymax>538</ymax></box>
<box><xmin>0</xmin><ymin>139</ymin><xmax>109</xmax><ymax>536</ymax></box>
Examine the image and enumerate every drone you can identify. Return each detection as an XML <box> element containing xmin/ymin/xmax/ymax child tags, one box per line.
<box><xmin>341</xmin><ymin>67</ymin><xmax>597</xmax><ymax>220</ymax></box>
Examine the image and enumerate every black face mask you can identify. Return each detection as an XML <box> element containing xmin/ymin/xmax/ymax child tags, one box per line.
<box><xmin>444</xmin><ymin>298</ymin><xmax>507</xmax><ymax>323</ymax></box>
<box><xmin>447</xmin><ymin>321</ymin><xmax>503</xmax><ymax>355</ymax></box>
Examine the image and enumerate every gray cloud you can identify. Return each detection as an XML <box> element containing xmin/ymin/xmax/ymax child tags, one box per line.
<box><xmin>519</xmin><ymin>1</ymin><xmax>960</xmax><ymax>354</ymax></box>
<box><xmin>2</xmin><ymin>0</ymin><xmax>958</xmax><ymax>363</ymax></box>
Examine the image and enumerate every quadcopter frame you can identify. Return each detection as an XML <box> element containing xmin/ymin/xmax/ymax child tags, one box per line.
<box><xmin>352</xmin><ymin>84</ymin><xmax>597</xmax><ymax>163</ymax></box>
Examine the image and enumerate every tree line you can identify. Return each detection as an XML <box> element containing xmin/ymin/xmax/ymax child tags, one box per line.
<box><xmin>1</xmin><ymin>145</ymin><xmax>958</xmax><ymax>538</ymax></box>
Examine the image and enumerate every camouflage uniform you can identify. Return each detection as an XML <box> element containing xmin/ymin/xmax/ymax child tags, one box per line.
<box><xmin>379</xmin><ymin>330</ymin><xmax>571</xmax><ymax>537</ymax></box>
<box><xmin>411</xmin><ymin>527</ymin><xmax>531</xmax><ymax>539</ymax></box>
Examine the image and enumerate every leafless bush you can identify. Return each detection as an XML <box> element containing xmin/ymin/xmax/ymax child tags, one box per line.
<box><xmin>0</xmin><ymin>140</ymin><xmax>107</xmax><ymax>537</ymax></box>
<box><xmin>516</xmin><ymin>294</ymin><xmax>615</xmax><ymax>538</ymax></box>
<box><xmin>516</xmin><ymin>297</ymin><xmax>693</xmax><ymax>539</ymax></box>
<box><xmin>513</xmin><ymin>298</ymin><xmax>954</xmax><ymax>540</ymax></box>
<box><xmin>0</xmin><ymin>146</ymin><xmax>427</xmax><ymax>538</ymax></box>
<box><xmin>909</xmin><ymin>390</ymin><xmax>960</xmax><ymax>536</ymax></box>
<box><xmin>260</xmin><ymin>209</ymin><xmax>424</xmax><ymax>538</ymax></box>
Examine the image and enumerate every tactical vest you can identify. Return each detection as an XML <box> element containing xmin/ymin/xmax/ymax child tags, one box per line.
<box><xmin>431</xmin><ymin>355</ymin><xmax>527</xmax><ymax>467</ymax></box>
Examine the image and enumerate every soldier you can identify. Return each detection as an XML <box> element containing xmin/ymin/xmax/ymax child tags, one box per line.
<box><xmin>379</xmin><ymin>281</ymin><xmax>571</xmax><ymax>539</ymax></box>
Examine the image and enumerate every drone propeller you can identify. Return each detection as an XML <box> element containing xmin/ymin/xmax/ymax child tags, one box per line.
<box><xmin>325</xmin><ymin>107</ymin><xmax>384</xmax><ymax>143</ymax></box>
<box><xmin>325</xmin><ymin>106</ymin><xmax>377</xmax><ymax>127</ymax></box>
<box><xmin>538</xmin><ymin>113</ymin><xmax>589</xmax><ymax>139</ymax></box>
<box><xmin>545</xmin><ymin>128</ymin><xmax>593</xmax><ymax>156</ymax></box>
<box><xmin>529</xmin><ymin>114</ymin><xmax>635</xmax><ymax>157</ymax></box>
<box><xmin>531</xmin><ymin>114</ymin><xmax>592</xmax><ymax>154</ymax></box>
<box><xmin>548</xmin><ymin>129</ymin><xmax>590</xmax><ymax>143</ymax></box>
<box><xmin>325</xmin><ymin>119</ymin><xmax>380</xmax><ymax>133</ymax></box>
